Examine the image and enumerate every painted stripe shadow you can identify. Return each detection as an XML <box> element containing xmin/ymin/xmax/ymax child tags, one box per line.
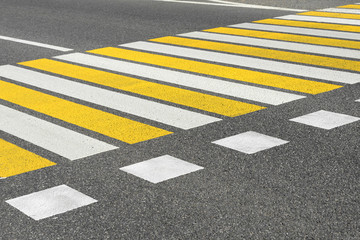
<box><xmin>0</xmin><ymin>104</ymin><xmax>117</xmax><ymax>160</ymax></box>
<box><xmin>53</xmin><ymin>53</ymin><xmax>304</xmax><ymax>106</ymax></box>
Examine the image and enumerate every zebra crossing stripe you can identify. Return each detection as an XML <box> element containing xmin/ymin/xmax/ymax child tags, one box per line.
<box><xmin>299</xmin><ymin>11</ymin><xmax>360</xmax><ymax>20</ymax></box>
<box><xmin>88</xmin><ymin>47</ymin><xmax>341</xmax><ymax>94</ymax></box>
<box><xmin>254</xmin><ymin>19</ymin><xmax>360</xmax><ymax>33</ymax></box>
<box><xmin>151</xmin><ymin>36</ymin><xmax>360</xmax><ymax>74</ymax></box>
<box><xmin>179</xmin><ymin>31</ymin><xmax>360</xmax><ymax>59</ymax></box>
<box><xmin>320</xmin><ymin>8</ymin><xmax>360</xmax><ymax>15</ymax></box>
<box><xmin>338</xmin><ymin>4</ymin><xmax>360</xmax><ymax>10</ymax></box>
<box><xmin>0</xmin><ymin>138</ymin><xmax>55</xmax><ymax>178</ymax></box>
<box><xmin>0</xmin><ymin>104</ymin><xmax>117</xmax><ymax>160</ymax></box>
<box><xmin>204</xmin><ymin>27</ymin><xmax>360</xmax><ymax>49</ymax></box>
<box><xmin>277</xmin><ymin>15</ymin><xmax>360</xmax><ymax>26</ymax></box>
<box><xmin>230</xmin><ymin>22</ymin><xmax>360</xmax><ymax>40</ymax></box>
<box><xmin>0</xmin><ymin>79</ymin><xmax>171</xmax><ymax>144</ymax></box>
<box><xmin>18</xmin><ymin>59</ymin><xmax>265</xmax><ymax>117</ymax></box>
<box><xmin>132</xmin><ymin>40</ymin><xmax>359</xmax><ymax>84</ymax></box>
<box><xmin>54</xmin><ymin>53</ymin><xmax>304</xmax><ymax>106</ymax></box>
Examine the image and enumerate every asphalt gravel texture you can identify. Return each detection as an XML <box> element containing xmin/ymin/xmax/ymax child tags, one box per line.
<box><xmin>0</xmin><ymin>0</ymin><xmax>359</xmax><ymax>239</ymax></box>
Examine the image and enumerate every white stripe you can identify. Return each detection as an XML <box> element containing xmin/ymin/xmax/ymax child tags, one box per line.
<box><xmin>277</xmin><ymin>15</ymin><xmax>360</xmax><ymax>26</ymax></box>
<box><xmin>0</xmin><ymin>65</ymin><xmax>219</xmax><ymax>130</ymax></box>
<box><xmin>0</xmin><ymin>35</ymin><xmax>72</xmax><ymax>52</ymax></box>
<box><xmin>179</xmin><ymin>31</ymin><xmax>360</xmax><ymax>59</ymax></box>
<box><xmin>122</xmin><ymin>41</ymin><xmax>359</xmax><ymax>84</ymax></box>
<box><xmin>0</xmin><ymin>104</ymin><xmax>117</xmax><ymax>160</ymax></box>
<box><xmin>320</xmin><ymin>8</ymin><xmax>360</xmax><ymax>15</ymax></box>
<box><xmin>230</xmin><ymin>22</ymin><xmax>360</xmax><ymax>40</ymax></box>
<box><xmin>54</xmin><ymin>52</ymin><xmax>305</xmax><ymax>106</ymax></box>
<box><xmin>154</xmin><ymin>0</ymin><xmax>306</xmax><ymax>11</ymax></box>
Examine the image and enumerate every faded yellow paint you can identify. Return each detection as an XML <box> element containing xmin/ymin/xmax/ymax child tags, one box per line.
<box><xmin>338</xmin><ymin>4</ymin><xmax>360</xmax><ymax>9</ymax></box>
<box><xmin>151</xmin><ymin>36</ymin><xmax>360</xmax><ymax>72</ymax></box>
<box><xmin>255</xmin><ymin>19</ymin><xmax>360</xmax><ymax>33</ymax></box>
<box><xmin>89</xmin><ymin>47</ymin><xmax>341</xmax><ymax>95</ymax></box>
<box><xmin>0</xmin><ymin>139</ymin><xmax>55</xmax><ymax>178</ymax></box>
<box><xmin>20</xmin><ymin>59</ymin><xmax>264</xmax><ymax>117</ymax></box>
<box><xmin>205</xmin><ymin>27</ymin><xmax>360</xmax><ymax>50</ymax></box>
<box><xmin>0</xmin><ymin>80</ymin><xmax>171</xmax><ymax>144</ymax></box>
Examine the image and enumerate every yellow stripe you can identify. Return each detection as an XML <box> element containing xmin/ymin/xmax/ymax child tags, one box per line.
<box><xmin>299</xmin><ymin>11</ymin><xmax>360</xmax><ymax>20</ymax></box>
<box><xmin>338</xmin><ymin>4</ymin><xmax>360</xmax><ymax>9</ymax></box>
<box><xmin>0</xmin><ymin>80</ymin><xmax>171</xmax><ymax>144</ymax></box>
<box><xmin>205</xmin><ymin>27</ymin><xmax>360</xmax><ymax>50</ymax></box>
<box><xmin>0</xmin><ymin>139</ymin><xmax>55</xmax><ymax>178</ymax></box>
<box><xmin>150</xmin><ymin>36</ymin><xmax>360</xmax><ymax>72</ymax></box>
<box><xmin>20</xmin><ymin>59</ymin><xmax>264</xmax><ymax>117</ymax></box>
<box><xmin>254</xmin><ymin>19</ymin><xmax>360</xmax><ymax>33</ymax></box>
<box><xmin>88</xmin><ymin>47</ymin><xmax>341</xmax><ymax>94</ymax></box>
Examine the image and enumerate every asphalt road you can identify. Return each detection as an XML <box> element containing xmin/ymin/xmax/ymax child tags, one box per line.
<box><xmin>1</xmin><ymin>0</ymin><xmax>359</xmax><ymax>239</ymax></box>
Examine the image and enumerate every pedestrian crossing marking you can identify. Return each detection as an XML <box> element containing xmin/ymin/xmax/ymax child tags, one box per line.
<box><xmin>299</xmin><ymin>11</ymin><xmax>360</xmax><ymax>20</ymax></box>
<box><xmin>150</xmin><ymin>36</ymin><xmax>360</xmax><ymax>73</ymax></box>
<box><xmin>0</xmin><ymin>139</ymin><xmax>55</xmax><ymax>178</ymax></box>
<box><xmin>205</xmin><ymin>27</ymin><xmax>360</xmax><ymax>50</ymax></box>
<box><xmin>88</xmin><ymin>47</ymin><xmax>341</xmax><ymax>94</ymax></box>
<box><xmin>277</xmin><ymin>15</ymin><xmax>360</xmax><ymax>26</ymax></box>
<box><xmin>19</xmin><ymin>59</ymin><xmax>265</xmax><ymax>117</ymax></box>
<box><xmin>0</xmin><ymin>80</ymin><xmax>171</xmax><ymax>144</ymax></box>
<box><xmin>338</xmin><ymin>5</ymin><xmax>360</xmax><ymax>10</ymax></box>
<box><xmin>254</xmin><ymin>19</ymin><xmax>360</xmax><ymax>33</ymax></box>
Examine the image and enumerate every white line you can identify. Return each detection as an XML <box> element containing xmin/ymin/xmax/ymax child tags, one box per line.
<box><xmin>319</xmin><ymin>8</ymin><xmax>360</xmax><ymax>15</ymax></box>
<box><xmin>0</xmin><ymin>104</ymin><xmax>117</xmax><ymax>160</ymax></box>
<box><xmin>277</xmin><ymin>15</ymin><xmax>360</xmax><ymax>26</ymax></box>
<box><xmin>178</xmin><ymin>31</ymin><xmax>360</xmax><ymax>59</ymax></box>
<box><xmin>230</xmin><ymin>22</ymin><xmax>360</xmax><ymax>40</ymax></box>
<box><xmin>155</xmin><ymin>0</ymin><xmax>306</xmax><ymax>11</ymax></box>
<box><xmin>0</xmin><ymin>35</ymin><xmax>73</xmax><ymax>52</ymax></box>
<box><xmin>122</xmin><ymin>41</ymin><xmax>360</xmax><ymax>84</ymax></box>
<box><xmin>54</xmin><ymin>52</ymin><xmax>305</xmax><ymax>105</ymax></box>
<box><xmin>0</xmin><ymin>65</ymin><xmax>219</xmax><ymax>130</ymax></box>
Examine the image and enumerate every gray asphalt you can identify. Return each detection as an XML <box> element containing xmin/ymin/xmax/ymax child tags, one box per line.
<box><xmin>1</xmin><ymin>0</ymin><xmax>359</xmax><ymax>239</ymax></box>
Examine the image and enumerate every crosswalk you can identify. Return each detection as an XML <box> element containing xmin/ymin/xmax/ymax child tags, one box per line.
<box><xmin>1</xmin><ymin>3</ymin><xmax>360</xmax><ymax>178</ymax></box>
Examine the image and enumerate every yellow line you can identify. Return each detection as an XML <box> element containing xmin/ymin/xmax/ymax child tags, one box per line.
<box><xmin>205</xmin><ymin>27</ymin><xmax>360</xmax><ymax>50</ymax></box>
<box><xmin>0</xmin><ymin>139</ymin><xmax>55</xmax><ymax>178</ymax></box>
<box><xmin>338</xmin><ymin>4</ymin><xmax>360</xmax><ymax>9</ymax></box>
<box><xmin>299</xmin><ymin>11</ymin><xmax>360</xmax><ymax>20</ymax></box>
<box><xmin>20</xmin><ymin>59</ymin><xmax>264</xmax><ymax>117</ymax></box>
<box><xmin>88</xmin><ymin>47</ymin><xmax>341</xmax><ymax>94</ymax></box>
<box><xmin>254</xmin><ymin>19</ymin><xmax>360</xmax><ymax>33</ymax></box>
<box><xmin>150</xmin><ymin>36</ymin><xmax>360</xmax><ymax>72</ymax></box>
<box><xmin>0</xmin><ymin>80</ymin><xmax>171</xmax><ymax>144</ymax></box>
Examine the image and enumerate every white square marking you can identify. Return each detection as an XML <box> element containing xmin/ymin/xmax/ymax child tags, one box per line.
<box><xmin>212</xmin><ymin>131</ymin><xmax>289</xmax><ymax>154</ymax></box>
<box><xmin>6</xmin><ymin>185</ymin><xmax>97</xmax><ymax>220</ymax></box>
<box><xmin>290</xmin><ymin>110</ymin><xmax>359</xmax><ymax>130</ymax></box>
<box><xmin>120</xmin><ymin>155</ymin><xmax>204</xmax><ymax>184</ymax></box>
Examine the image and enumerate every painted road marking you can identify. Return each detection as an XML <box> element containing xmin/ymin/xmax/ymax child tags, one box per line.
<box><xmin>0</xmin><ymin>35</ymin><xmax>72</xmax><ymax>52</ymax></box>
<box><xmin>6</xmin><ymin>185</ymin><xmax>97</xmax><ymax>220</ymax></box>
<box><xmin>179</xmin><ymin>32</ymin><xmax>360</xmax><ymax>59</ymax></box>
<box><xmin>299</xmin><ymin>11</ymin><xmax>360</xmax><ymax>20</ymax></box>
<box><xmin>290</xmin><ymin>110</ymin><xmax>360</xmax><ymax>130</ymax></box>
<box><xmin>212</xmin><ymin>131</ymin><xmax>289</xmax><ymax>154</ymax></box>
<box><xmin>89</xmin><ymin>47</ymin><xmax>341</xmax><ymax>94</ymax></box>
<box><xmin>205</xmin><ymin>27</ymin><xmax>360</xmax><ymax>50</ymax></box>
<box><xmin>120</xmin><ymin>155</ymin><xmax>203</xmax><ymax>184</ymax></box>
<box><xmin>124</xmin><ymin>41</ymin><xmax>360</xmax><ymax>84</ymax></box>
<box><xmin>0</xmin><ymin>139</ymin><xmax>55</xmax><ymax>178</ymax></box>
<box><xmin>152</xmin><ymin>36</ymin><xmax>360</xmax><ymax>74</ymax></box>
<box><xmin>277</xmin><ymin>15</ymin><xmax>360</xmax><ymax>26</ymax></box>
<box><xmin>320</xmin><ymin>8</ymin><xmax>360</xmax><ymax>15</ymax></box>
<box><xmin>230</xmin><ymin>22</ymin><xmax>360</xmax><ymax>40</ymax></box>
<box><xmin>2</xmin><ymin>65</ymin><xmax>219</xmax><ymax>130</ymax></box>
<box><xmin>18</xmin><ymin>60</ymin><xmax>264</xmax><ymax>117</ymax></box>
<box><xmin>0</xmin><ymin>80</ymin><xmax>171</xmax><ymax>144</ymax></box>
<box><xmin>254</xmin><ymin>19</ymin><xmax>360</xmax><ymax>33</ymax></box>
<box><xmin>54</xmin><ymin>53</ymin><xmax>304</xmax><ymax>106</ymax></box>
<box><xmin>339</xmin><ymin>4</ymin><xmax>360</xmax><ymax>10</ymax></box>
<box><xmin>0</xmin><ymin>105</ymin><xmax>117</xmax><ymax>161</ymax></box>
<box><xmin>155</xmin><ymin>0</ymin><xmax>306</xmax><ymax>11</ymax></box>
